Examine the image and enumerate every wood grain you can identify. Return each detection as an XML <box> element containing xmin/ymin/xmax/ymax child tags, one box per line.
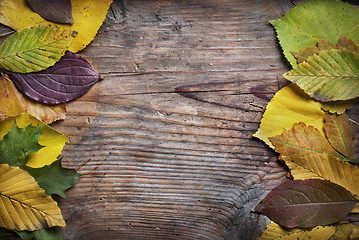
<box><xmin>10</xmin><ymin>0</ymin><xmax>359</xmax><ymax>239</ymax></box>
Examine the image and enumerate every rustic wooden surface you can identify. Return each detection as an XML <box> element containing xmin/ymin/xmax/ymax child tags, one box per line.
<box><xmin>10</xmin><ymin>0</ymin><xmax>357</xmax><ymax>239</ymax></box>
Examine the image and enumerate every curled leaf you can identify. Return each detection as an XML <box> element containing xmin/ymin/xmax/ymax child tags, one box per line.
<box><xmin>27</xmin><ymin>0</ymin><xmax>73</xmax><ymax>25</ymax></box>
<box><xmin>6</xmin><ymin>51</ymin><xmax>100</xmax><ymax>105</ymax></box>
<box><xmin>0</xmin><ymin>164</ymin><xmax>65</xmax><ymax>231</ymax></box>
<box><xmin>0</xmin><ymin>25</ymin><xmax>76</xmax><ymax>73</ymax></box>
<box><xmin>255</xmin><ymin>179</ymin><xmax>357</xmax><ymax>229</ymax></box>
<box><xmin>0</xmin><ymin>75</ymin><xmax>66</xmax><ymax>123</ymax></box>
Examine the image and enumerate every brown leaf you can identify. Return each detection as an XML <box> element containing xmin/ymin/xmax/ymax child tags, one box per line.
<box><xmin>26</xmin><ymin>0</ymin><xmax>73</xmax><ymax>25</ymax></box>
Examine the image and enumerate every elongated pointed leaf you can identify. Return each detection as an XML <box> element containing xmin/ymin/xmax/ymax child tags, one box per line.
<box><xmin>270</xmin><ymin>123</ymin><xmax>359</xmax><ymax>198</ymax></box>
<box><xmin>0</xmin><ymin>164</ymin><xmax>65</xmax><ymax>231</ymax></box>
<box><xmin>25</xmin><ymin>159</ymin><xmax>81</xmax><ymax>198</ymax></box>
<box><xmin>284</xmin><ymin>49</ymin><xmax>359</xmax><ymax>101</ymax></box>
<box><xmin>15</xmin><ymin>226</ymin><xmax>63</xmax><ymax>240</ymax></box>
<box><xmin>0</xmin><ymin>75</ymin><xmax>66</xmax><ymax>123</ymax></box>
<box><xmin>27</xmin><ymin>0</ymin><xmax>73</xmax><ymax>25</ymax></box>
<box><xmin>0</xmin><ymin>25</ymin><xmax>76</xmax><ymax>73</ymax></box>
<box><xmin>324</xmin><ymin>113</ymin><xmax>355</xmax><ymax>159</ymax></box>
<box><xmin>270</xmin><ymin>0</ymin><xmax>359</xmax><ymax>67</ymax></box>
<box><xmin>6</xmin><ymin>51</ymin><xmax>100</xmax><ymax>104</ymax></box>
<box><xmin>255</xmin><ymin>179</ymin><xmax>357</xmax><ymax>228</ymax></box>
<box><xmin>0</xmin><ymin>121</ymin><xmax>43</xmax><ymax>168</ymax></box>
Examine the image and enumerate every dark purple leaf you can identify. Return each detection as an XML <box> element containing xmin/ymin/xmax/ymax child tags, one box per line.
<box><xmin>254</xmin><ymin>179</ymin><xmax>358</xmax><ymax>229</ymax></box>
<box><xmin>27</xmin><ymin>0</ymin><xmax>74</xmax><ymax>25</ymax></box>
<box><xmin>6</xmin><ymin>51</ymin><xmax>100</xmax><ymax>105</ymax></box>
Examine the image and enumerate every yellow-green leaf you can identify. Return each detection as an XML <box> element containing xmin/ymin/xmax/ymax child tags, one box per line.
<box><xmin>0</xmin><ymin>0</ymin><xmax>113</xmax><ymax>52</ymax></box>
<box><xmin>329</xmin><ymin>223</ymin><xmax>359</xmax><ymax>240</ymax></box>
<box><xmin>253</xmin><ymin>83</ymin><xmax>325</xmax><ymax>148</ymax></box>
<box><xmin>0</xmin><ymin>114</ymin><xmax>69</xmax><ymax>168</ymax></box>
<box><xmin>258</xmin><ymin>221</ymin><xmax>336</xmax><ymax>240</ymax></box>
<box><xmin>324</xmin><ymin>113</ymin><xmax>355</xmax><ymax>159</ymax></box>
<box><xmin>0</xmin><ymin>25</ymin><xmax>76</xmax><ymax>73</ymax></box>
<box><xmin>0</xmin><ymin>164</ymin><xmax>65</xmax><ymax>231</ymax></box>
<box><xmin>321</xmin><ymin>98</ymin><xmax>358</xmax><ymax>114</ymax></box>
<box><xmin>0</xmin><ymin>75</ymin><xmax>66</xmax><ymax>124</ymax></box>
<box><xmin>283</xmin><ymin>49</ymin><xmax>359</xmax><ymax>101</ymax></box>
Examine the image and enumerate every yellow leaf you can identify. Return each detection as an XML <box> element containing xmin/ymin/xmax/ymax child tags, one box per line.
<box><xmin>253</xmin><ymin>83</ymin><xmax>325</xmax><ymax>148</ymax></box>
<box><xmin>0</xmin><ymin>0</ymin><xmax>113</xmax><ymax>52</ymax></box>
<box><xmin>0</xmin><ymin>114</ymin><xmax>69</xmax><ymax>168</ymax></box>
<box><xmin>0</xmin><ymin>75</ymin><xmax>66</xmax><ymax>124</ymax></box>
<box><xmin>322</xmin><ymin>98</ymin><xmax>358</xmax><ymax>114</ymax></box>
<box><xmin>258</xmin><ymin>221</ymin><xmax>336</xmax><ymax>240</ymax></box>
<box><xmin>329</xmin><ymin>223</ymin><xmax>359</xmax><ymax>240</ymax></box>
<box><xmin>0</xmin><ymin>164</ymin><xmax>65</xmax><ymax>231</ymax></box>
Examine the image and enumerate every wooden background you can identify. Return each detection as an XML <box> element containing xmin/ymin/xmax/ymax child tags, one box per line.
<box><xmin>11</xmin><ymin>0</ymin><xmax>359</xmax><ymax>239</ymax></box>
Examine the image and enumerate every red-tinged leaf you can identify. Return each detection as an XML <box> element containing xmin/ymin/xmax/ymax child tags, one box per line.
<box><xmin>255</xmin><ymin>179</ymin><xmax>358</xmax><ymax>229</ymax></box>
<box><xmin>6</xmin><ymin>51</ymin><xmax>100</xmax><ymax>105</ymax></box>
<box><xmin>27</xmin><ymin>0</ymin><xmax>73</xmax><ymax>25</ymax></box>
<box><xmin>324</xmin><ymin>113</ymin><xmax>355</xmax><ymax>159</ymax></box>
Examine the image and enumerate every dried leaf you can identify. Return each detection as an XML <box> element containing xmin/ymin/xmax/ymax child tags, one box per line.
<box><xmin>0</xmin><ymin>114</ymin><xmax>69</xmax><ymax>168</ymax></box>
<box><xmin>0</xmin><ymin>75</ymin><xmax>66</xmax><ymax>123</ymax></box>
<box><xmin>6</xmin><ymin>51</ymin><xmax>100</xmax><ymax>105</ymax></box>
<box><xmin>255</xmin><ymin>179</ymin><xmax>357</xmax><ymax>228</ymax></box>
<box><xmin>284</xmin><ymin>49</ymin><xmax>359</xmax><ymax>101</ymax></box>
<box><xmin>25</xmin><ymin>159</ymin><xmax>81</xmax><ymax>198</ymax></box>
<box><xmin>27</xmin><ymin>0</ymin><xmax>73</xmax><ymax>25</ymax></box>
<box><xmin>270</xmin><ymin>0</ymin><xmax>359</xmax><ymax>67</ymax></box>
<box><xmin>253</xmin><ymin>83</ymin><xmax>325</xmax><ymax>148</ymax></box>
<box><xmin>270</xmin><ymin>123</ymin><xmax>359</xmax><ymax>198</ymax></box>
<box><xmin>0</xmin><ymin>164</ymin><xmax>65</xmax><ymax>231</ymax></box>
<box><xmin>324</xmin><ymin>113</ymin><xmax>355</xmax><ymax>159</ymax></box>
<box><xmin>0</xmin><ymin>0</ymin><xmax>113</xmax><ymax>52</ymax></box>
<box><xmin>0</xmin><ymin>25</ymin><xmax>76</xmax><ymax>73</ymax></box>
<box><xmin>258</xmin><ymin>221</ymin><xmax>336</xmax><ymax>240</ymax></box>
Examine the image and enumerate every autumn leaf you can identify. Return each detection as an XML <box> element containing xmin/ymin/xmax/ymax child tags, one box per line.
<box><xmin>270</xmin><ymin>123</ymin><xmax>359</xmax><ymax>198</ymax></box>
<box><xmin>0</xmin><ymin>114</ymin><xmax>70</xmax><ymax>168</ymax></box>
<box><xmin>0</xmin><ymin>25</ymin><xmax>76</xmax><ymax>73</ymax></box>
<box><xmin>321</xmin><ymin>99</ymin><xmax>358</xmax><ymax>115</ymax></box>
<box><xmin>253</xmin><ymin>83</ymin><xmax>325</xmax><ymax>148</ymax></box>
<box><xmin>27</xmin><ymin>0</ymin><xmax>73</xmax><ymax>25</ymax></box>
<box><xmin>0</xmin><ymin>0</ymin><xmax>113</xmax><ymax>52</ymax></box>
<box><xmin>0</xmin><ymin>164</ymin><xmax>65</xmax><ymax>231</ymax></box>
<box><xmin>270</xmin><ymin>0</ymin><xmax>359</xmax><ymax>67</ymax></box>
<box><xmin>25</xmin><ymin>158</ymin><xmax>81</xmax><ymax>198</ymax></box>
<box><xmin>324</xmin><ymin>113</ymin><xmax>355</xmax><ymax>159</ymax></box>
<box><xmin>283</xmin><ymin>49</ymin><xmax>359</xmax><ymax>101</ymax></box>
<box><xmin>15</xmin><ymin>227</ymin><xmax>63</xmax><ymax>240</ymax></box>
<box><xmin>0</xmin><ymin>75</ymin><xmax>66</xmax><ymax>123</ymax></box>
<box><xmin>255</xmin><ymin>179</ymin><xmax>357</xmax><ymax>229</ymax></box>
<box><xmin>329</xmin><ymin>223</ymin><xmax>359</xmax><ymax>240</ymax></box>
<box><xmin>0</xmin><ymin>121</ymin><xmax>43</xmax><ymax>168</ymax></box>
<box><xmin>6</xmin><ymin>50</ymin><xmax>101</xmax><ymax>105</ymax></box>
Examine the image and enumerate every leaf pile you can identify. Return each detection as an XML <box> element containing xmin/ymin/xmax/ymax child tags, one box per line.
<box><xmin>0</xmin><ymin>0</ymin><xmax>113</xmax><ymax>239</ymax></box>
<box><xmin>254</xmin><ymin>1</ymin><xmax>359</xmax><ymax>239</ymax></box>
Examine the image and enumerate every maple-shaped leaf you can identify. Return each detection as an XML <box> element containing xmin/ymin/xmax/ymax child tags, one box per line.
<box><xmin>284</xmin><ymin>49</ymin><xmax>359</xmax><ymax>101</ymax></box>
<box><xmin>15</xmin><ymin>226</ymin><xmax>63</xmax><ymax>240</ymax></box>
<box><xmin>255</xmin><ymin>179</ymin><xmax>357</xmax><ymax>229</ymax></box>
<box><xmin>253</xmin><ymin>83</ymin><xmax>325</xmax><ymax>148</ymax></box>
<box><xmin>25</xmin><ymin>158</ymin><xmax>81</xmax><ymax>198</ymax></box>
<box><xmin>258</xmin><ymin>221</ymin><xmax>354</xmax><ymax>240</ymax></box>
<box><xmin>0</xmin><ymin>75</ymin><xmax>66</xmax><ymax>123</ymax></box>
<box><xmin>0</xmin><ymin>114</ymin><xmax>70</xmax><ymax>168</ymax></box>
<box><xmin>0</xmin><ymin>0</ymin><xmax>113</xmax><ymax>52</ymax></box>
<box><xmin>0</xmin><ymin>25</ymin><xmax>76</xmax><ymax>73</ymax></box>
<box><xmin>0</xmin><ymin>121</ymin><xmax>43</xmax><ymax>168</ymax></box>
<box><xmin>0</xmin><ymin>164</ymin><xmax>65</xmax><ymax>231</ymax></box>
<box><xmin>270</xmin><ymin>0</ymin><xmax>359</xmax><ymax>67</ymax></box>
<box><xmin>324</xmin><ymin>113</ymin><xmax>355</xmax><ymax>159</ymax></box>
<box><xmin>27</xmin><ymin>0</ymin><xmax>73</xmax><ymax>25</ymax></box>
<box><xmin>270</xmin><ymin>123</ymin><xmax>359</xmax><ymax>198</ymax></box>
<box><xmin>6</xmin><ymin>51</ymin><xmax>100</xmax><ymax>105</ymax></box>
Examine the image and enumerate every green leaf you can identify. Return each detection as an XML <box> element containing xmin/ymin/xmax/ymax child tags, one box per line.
<box><xmin>0</xmin><ymin>25</ymin><xmax>76</xmax><ymax>73</ymax></box>
<box><xmin>283</xmin><ymin>49</ymin><xmax>359</xmax><ymax>101</ymax></box>
<box><xmin>15</xmin><ymin>226</ymin><xmax>63</xmax><ymax>240</ymax></box>
<box><xmin>270</xmin><ymin>0</ymin><xmax>359</xmax><ymax>67</ymax></box>
<box><xmin>0</xmin><ymin>122</ymin><xmax>43</xmax><ymax>168</ymax></box>
<box><xmin>25</xmin><ymin>158</ymin><xmax>81</xmax><ymax>198</ymax></box>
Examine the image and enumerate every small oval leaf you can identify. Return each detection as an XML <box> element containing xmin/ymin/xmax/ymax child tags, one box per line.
<box><xmin>27</xmin><ymin>0</ymin><xmax>74</xmax><ymax>25</ymax></box>
<box><xmin>6</xmin><ymin>50</ymin><xmax>100</xmax><ymax>104</ymax></box>
<box><xmin>255</xmin><ymin>179</ymin><xmax>358</xmax><ymax>229</ymax></box>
